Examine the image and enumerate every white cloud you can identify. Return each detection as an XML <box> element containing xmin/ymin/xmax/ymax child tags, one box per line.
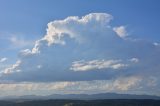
<box><xmin>1</xmin><ymin>13</ymin><xmax>116</xmax><ymax>81</ymax></box>
<box><xmin>70</xmin><ymin>59</ymin><xmax>128</xmax><ymax>71</ymax></box>
<box><xmin>153</xmin><ymin>42</ymin><xmax>160</xmax><ymax>46</ymax></box>
<box><xmin>31</xmin><ymin>13</ymin><xmax>113</xmax><ymax>53</ymax></box>
<box><xmin>2</xmin><ymin>60</ymin><xmax>21</xmax><ymax>74</ymax></box>
<box><xmin>0</xmin><ymin>57</ymin><xmax>8</xmax><ymax>63</ymax></box>
<box><xmin>113</xmin><ymin>26</ymin><xmax>128</xmax><ymax>38</ymax></box>
<box><xmin>0</xmin><ymin>32</ymin><xmax>38</xmax><ymax>52</ymax></box>
<box><xmin>0</xmin><ymin>12</ymin><xmax>160</xmax><ymax>96</ymax></box>
<box><xmin>37</xmin><ymin>65</ymin><xmax>42</xmax><ymax>69</ymax></box>
<box><xmin>129</xmin><ymin>58</ymin><xmax>139</xmax><ymax>63</ymax></box>
<box><xmin>0</xmin><ymin>76</ymin><xmax>142</xmax><ymax>96</ymax></box>
<box><xmin>113</xmin><ymin>76</ymin><xmax>141</xmax><ymax>91</ymax></box>
<box><xmin>9</xmin><ymin>36</ymin><xmax>34</xmax><ymax>49</ymax></box>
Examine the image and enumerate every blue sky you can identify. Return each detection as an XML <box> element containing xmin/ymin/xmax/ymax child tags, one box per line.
<box><xmin>0</xmin><ymin>0</ymin><xmax>160</xmax><ymax>97</ymax></box>
<box><xmin>0</xmin><ymin>0</ymin><xmax>160</xmax><ymax>61</ymax></box>
<box><xmin>0</xmin><ymin>0</ymin><xmax>159</xmax><ymax>38</ymax></box>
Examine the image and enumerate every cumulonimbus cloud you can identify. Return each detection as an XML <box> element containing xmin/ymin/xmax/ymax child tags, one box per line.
<box><xmin>0</xmin><ymin>12</ymin><xmax>160</xmax><ymax>96</ymax></box>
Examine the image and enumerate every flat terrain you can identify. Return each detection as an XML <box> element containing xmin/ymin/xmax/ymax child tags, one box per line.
<box><xmin>0</xmin><ymin>99</ymin><xmax>160</xmax><ymax>106</ymax></box>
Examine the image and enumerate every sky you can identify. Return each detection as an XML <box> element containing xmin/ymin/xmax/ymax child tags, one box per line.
<box><xmin>0</xmin><ymin>0</ymin><xmax>160</xmax><ymax>97</ymax></box>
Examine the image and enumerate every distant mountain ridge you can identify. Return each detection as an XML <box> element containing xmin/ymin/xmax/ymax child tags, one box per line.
<box><xmin>1</xmin><ymin>93</ymin><xmax>160</xmax><ymax>100</ymax></box>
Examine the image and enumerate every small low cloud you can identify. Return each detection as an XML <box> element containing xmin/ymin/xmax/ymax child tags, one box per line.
<box><xmin>0</xmin><ymin>57</ymin><xmax>8</xmax><ymax>63</ymax></box>
<box><xmin>2</xmin><ymin>60</ymin><xmax>21</xmax><ymax>74</ymax></box>
<box><xmin>129</xmin><ymin>58</ymin><xmax>139</xmax><ymax>63</ymax></box>
<box><xmin>113</xmin><ymin>26</ymin><xmax>128</xmax><ymax>38</ymax></box>
<box><xmin>37</xmin><ymin>65</ymin><xmax>42</xmax><ymax>69</ymax></box>
<box><xmin>153</xmin><ymin>42</ymin><xmax>160</xmax><ymax>46</ymax></box>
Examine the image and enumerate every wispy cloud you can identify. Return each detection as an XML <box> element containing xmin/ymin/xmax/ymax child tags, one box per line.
<box><xmin>0</xmin><ymin>57</ymin><xmax>8</xmax><ymax>63</ymax></box>
<box><xmin>9</xmin><ymin>36</ymin><xmax>35</xmax><ymax>49</ymax></box>
<box><xmin>0</xmin><ymin>32</ymin><xmax>36</xmax><ymax>50</ymax></box>
<box><xmin>153</xmin><ymin>42</ymin><xmax>160</xmax><ymax>46</ymax></box>
<box><xmin>70</xmin><ymin>59</ymin><xmax>128</xmax><ymax>71</ymax></box>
